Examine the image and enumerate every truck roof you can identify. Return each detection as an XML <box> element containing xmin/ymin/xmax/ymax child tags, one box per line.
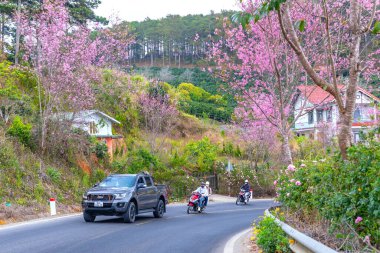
<box><xmin>109</xmin><ymin>172</ymin><xmax>150</xmax><ymax>177</ymax></box>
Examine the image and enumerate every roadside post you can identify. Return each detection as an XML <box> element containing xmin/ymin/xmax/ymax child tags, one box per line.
<box><xmin>50</xmin><ymin>198</ymin><xmax>56</xmax><ymax>216</ymax></box>
<box><xmin>250</xmin><ymin>189</ymin><xmax>253</xmax><ymax>199</ymax></box>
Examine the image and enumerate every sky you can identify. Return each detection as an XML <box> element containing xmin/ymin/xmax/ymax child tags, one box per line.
<box><xmin>95</xmin><ymin>0</ymin><xmax>240</xmax><ymax>22</ymax></box>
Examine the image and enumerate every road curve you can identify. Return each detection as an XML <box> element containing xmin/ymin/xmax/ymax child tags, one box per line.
<box><xmin>0</xmin><ymin>199</ymin><xmax>274</xmax><ymax>253</ymax></box>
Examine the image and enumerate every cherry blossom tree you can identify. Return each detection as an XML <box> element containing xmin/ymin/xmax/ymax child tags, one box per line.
<box><xmin>210</xmin><ymin>16</ymin><xmax>314</xmax><ymax>164</ymax></box>
<box><xmin>138</xmin><ymin>82</ymin><xmax>179</xmax><ymax>153</ymax></box>
<box><xmin>237</xmin><ymin>0</ymin><xmax>380</xmax><ymax>159</ymax></box>
<box><xmin>20</xmin><ymin>0</ymin><xmax>131</xmax><ymax>152</ymax></box>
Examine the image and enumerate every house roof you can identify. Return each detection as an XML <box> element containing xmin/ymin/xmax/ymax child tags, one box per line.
<box><xmin>297</xmin><ymin>85</ymin><xmax>380</xmax><ymax>105</ymax></box>
<box><xmin>356</xmin><ymin>86</ymin><xmax>380</xmax><ymax>102</ymax></box>
<box><xmin>53</xmin><ymin>110</ymin><xmax>121</xmax><ymax>124</ymax></box>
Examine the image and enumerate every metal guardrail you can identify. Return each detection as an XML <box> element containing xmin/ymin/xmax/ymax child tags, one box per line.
<box><xmin>264</xmin><ymin>209</ymin><xmax>338</xmax><ymax>253</ymax></box>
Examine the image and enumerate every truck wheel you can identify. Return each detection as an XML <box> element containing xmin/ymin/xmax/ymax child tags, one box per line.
<box><xmin>124</xmin><ymin>202</ymin><xmax>136</xmax><ymax>223</ymax></box>
<box><xmin>153</xmin><ymin>199</ymin><xmax>165</xmax><ymax>218</ymax></box>
<box><xmin>83</xmin><ymin>212</ymin><xmax>96</xmax><ymax>222</ymax></box>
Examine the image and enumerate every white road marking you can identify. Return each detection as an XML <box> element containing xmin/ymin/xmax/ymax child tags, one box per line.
<box><xmin>223</xmin><ymin>228</ymin><xmax>251</xmax><ymax>253</ymax></box>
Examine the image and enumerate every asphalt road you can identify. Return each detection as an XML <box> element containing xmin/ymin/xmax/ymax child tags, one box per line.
<box><xmin>0</xmin><ymin>199</ymin><xmax>274</xmax><ymax>253</ymax></box>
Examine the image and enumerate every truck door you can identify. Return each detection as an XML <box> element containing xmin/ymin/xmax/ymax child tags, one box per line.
<box><xmin>144</xmin><ymin>176</ymin><xmax>157</xmax><ymax>208</ymax></box>
<box><xmin>136</xmin><ymin>176</ymin><xmax>149</xmax><ymax>210</ymax></box>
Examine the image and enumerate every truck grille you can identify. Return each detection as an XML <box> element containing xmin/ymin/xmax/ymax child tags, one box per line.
<box><xmin>88</xmin><ymin>194</ymin><xmax>114</xmax><ymax>201</ymax></box>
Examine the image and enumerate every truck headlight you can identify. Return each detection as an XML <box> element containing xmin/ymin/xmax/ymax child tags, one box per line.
<box><xmin>114</xmin><ymin>193</ymin><xmax>127</xmax><ymax>199</ymax></box>
<box><xmin>82</xmin><ymin>193</ymin><xmax>88</xmax><ymax>200</ymax></box>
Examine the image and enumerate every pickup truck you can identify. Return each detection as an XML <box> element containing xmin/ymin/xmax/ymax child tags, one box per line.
<box><xmin>82</xmin><ymin>172</ymin><xmax>168</xmax><ymax>223</ymax></box>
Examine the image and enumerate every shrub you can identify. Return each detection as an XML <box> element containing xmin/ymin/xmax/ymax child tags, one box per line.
<box><xmin>94</xmin><ymin>142</ymin><xmax>108</xmax><ymax>159</ymax></box>
<box><xmin>7</xmin><ymin>116</ymin><xmax>31</xmax><ymax>146</ymax></box>
<box><xmin>46</xmin><ymin>167</ymin><xmax>61</xmax><ymax>184</ymax></box>
<box><xmin>185</xmin><ymin>137</ymin><xmax>219</xmax><ymax>172</ymax></box>
<box><xmin>275</xmin><ymin>127</ymin><xmax>380</xmax><ymax>248</ymax></box>
<box><xmin>92</xmin><ymin>169</ymin><xmax>106</xmax><ymax>184</ymax></box>
<box><xmin>254</xmin><ymin>215</ymin><xmax>291</xmax><ymax>253</ymax></box>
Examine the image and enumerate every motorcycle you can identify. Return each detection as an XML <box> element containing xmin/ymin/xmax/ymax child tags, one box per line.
<box><xmin>187</xmin><ymin>192</ymin><xmax>205</xmax><ymax>214</ymax></box>
<box><xmin>236</xmin><ymin>188</ymin><xmax>251</xmax><ymax>205</ymax></box>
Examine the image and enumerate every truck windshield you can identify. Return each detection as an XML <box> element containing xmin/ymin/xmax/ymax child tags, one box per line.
<box><xmin>99</xmin><ymin>176</ymin><xmax>136</xmax><ymax>188</ymax></box>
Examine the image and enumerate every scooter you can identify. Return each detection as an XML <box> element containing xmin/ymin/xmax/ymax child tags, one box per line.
<box><xmin>187</xmin><ymin>192</ymin><xmax>205</xmax><ymax>214</ymax></box>
<box><xmin>236</xmin><ymin>188</ymin><xmax>251</xmax><ymax>205</ymax></box>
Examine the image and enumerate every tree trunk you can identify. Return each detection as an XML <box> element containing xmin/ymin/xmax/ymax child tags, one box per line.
<box><xmin>1</xmin><ymin>13</ymin><xmax>4</xmax><ymax>54</ymax></box>
<box><xmin>281</xmin><ymin>133</ymin><xmax>293</xmax><ymax>165</ymax></box>
<box><xmin>15</xmin><ymin>0</ymin><xmax>21</xmax><ymax>65</ymax></box>
<box><xmin>337</xmin><ymin>113</ymin><xmax>352</xmax><ymax>159</ymax></box>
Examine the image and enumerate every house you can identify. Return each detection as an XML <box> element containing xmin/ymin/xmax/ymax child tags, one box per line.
<box><xmin>293</xmin><ymin>85</ymin><xmax>379</xmax><ymax>143</ymax></box>
<box><xmin>54</xmin><ymin>110</ymin><xmax>123</xmax><ymax>157</ymax></box>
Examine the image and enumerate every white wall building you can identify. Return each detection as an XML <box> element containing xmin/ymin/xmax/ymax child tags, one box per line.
<box><xmin>293</xmin><ymin>85</ymin><xmax>379</xmax><ymax>143</ymax></box>
<box><xmin>55</xmin><ymin>110</ymin><xmax>120</xmax><ymax>137</ymax></box>
<box><xmin>54</xmin><ymin>110</ymin><xmax>122</xmax><ymax>158</ymax></box>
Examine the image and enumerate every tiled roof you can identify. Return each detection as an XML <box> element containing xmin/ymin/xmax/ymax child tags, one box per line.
<box><xmin>297</xmin><ymin>85</ymin><xmax>379</xmax><ymax>105</ymax></box>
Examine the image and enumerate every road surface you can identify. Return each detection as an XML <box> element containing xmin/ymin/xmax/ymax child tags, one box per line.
<box><xmin>0</xmin><ymin>199</ymin><xmax>273</xmax><ymax>253</ymax></box>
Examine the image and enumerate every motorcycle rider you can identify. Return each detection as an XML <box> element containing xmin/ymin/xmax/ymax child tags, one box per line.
<box><xmin>241</xmin><ymin>179</ymin><xmax>251</xmax><ymax>202</ymax></box>
<box><xmin>204</xmin><ymin>181</ymin><xmax>212</xmax><ymax>206</ymax></box>
<box><xmin>195</xmin><ymin>182</ymin><xmax>209</xmax><ymax>211</ymax></box>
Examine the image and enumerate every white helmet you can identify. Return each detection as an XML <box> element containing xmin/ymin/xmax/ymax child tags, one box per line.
<box><xmin>245</xmin><ymin>179</ymin><xmax>249</xmax><ymax>183</ymax></box>
<box><xmin>206</xmin><ymin>181</ymin><xmax>210</xmax><ymax>186</ymax></box>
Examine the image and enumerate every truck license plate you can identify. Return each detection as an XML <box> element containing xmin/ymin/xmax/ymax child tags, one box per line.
<box><xmin>94</xmin><ymin>201</ymin><xmax>103</xmax><ymax>207</ymax></box>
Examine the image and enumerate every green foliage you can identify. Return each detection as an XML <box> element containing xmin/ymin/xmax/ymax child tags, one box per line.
<box><xmin>293</xmin><ymin>135</ymin><xmax>327</xmax><ymax>160</ymax></box>
<box><xmin>92</xmin><ymin>169</ymin><xmax>106</xmax><ymax>184</ymax></box>
<box><xmin>128</xmin><ymin>148</ymin><xmax>163</xmax><ymax>173</ymax></box>
<box><xmin>276</xmin><ymin>128</ymin><xmax>380</xmax><ymax>247</ymax></box>
<box><xmin>46</xmin><ymin>167</ymin><xmax>61</xmax><ymax>184</ymax></box>
<box><xmin>0</xmin><ymin>61</ymin><xmax>34</xmax><ymax>122</ymax></box>
<box><xmin>133</xmin><ymin>67</ymin><xmax>236</xmax><ymax>122</ymax></box>
<box><xmin>178</xmin><ymin>82</ymin><xmax>232</xmax><ymax>122</ymax></box>
<box><xmin>33</xmin><ymin>181</ymin><xmax>45</xmax><ymax>203</ymax></box>
<box><xmin>372</xmin><ymin>20</ymin><xmax>380</xmax><ymax>34</ymax></box>
<box><xmin>7</xmin><ymin>116</ymin><xmax>32</xmax><ymax>146</ymax></box>
<box><xmin>255</xmin><ymin>215</ymin><xmax>291</xmax><ymax>253</ymax></box>
<box><xmin>218</xmin><ymin>162</ymin><xmax>276</xmax><ymax>196</ymax></box>
<box><xmin>0</xmin><ymin>138</ymin><xmax>19</xmax><ymax>169</ymax></box>
<box><xmin>93</xmin><ymin>141</ymin><xmax>108</xmax><ymax>159</ymax></box>
<box><xmin>95</xmin><ymin>70</ymin><xmax>140</xmax><ymax>134</ymax></box>
<box><xmin>185</xmin><ymin>137</ymin><xmax>219</xmax><ymax>172</ymax></box>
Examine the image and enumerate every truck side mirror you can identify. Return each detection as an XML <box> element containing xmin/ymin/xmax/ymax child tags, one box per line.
<box><xmin>93</xmin><ymin>183</ymin><xmax>99</xmax><ymax>187</ymax></box>
<box><xmin>137</xmin><ymin>183</ymin><xmax>146</xmax><ymax>189</ymax></box>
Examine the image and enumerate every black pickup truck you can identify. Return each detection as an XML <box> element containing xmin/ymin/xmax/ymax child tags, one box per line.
<box><xmin>82</xmin><ymin>172</ymin><xmax>168</xmax><ymax>223</ymax></box>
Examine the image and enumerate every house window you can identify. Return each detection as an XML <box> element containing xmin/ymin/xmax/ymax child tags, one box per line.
<box><xmin>354</xmin><ymin>108</ymin><xmax>361</xmax><ymax>122</ymax></box>
<box><xmin>326</xmin><ymin>108</ymin><xmax>332</xmax><ymax>122</ymax></box>
<box><xmin>354</xmin><ymin>132</ymin><xmax>360</xmax><ymax>143</ymax></box>
<box><xmin>89</xmin><ymin>121</ymin><xmax>98</xmax><ymax>134</ymax></box>
<box><xmin>317</xmin><ymin>110</ymin><xmax>324</xmax><ymax>122</ymax></box>
<box><xmin>308</xmin><ymin>111</ymin><xmax>314</xmax><ymax>124</ymax></box>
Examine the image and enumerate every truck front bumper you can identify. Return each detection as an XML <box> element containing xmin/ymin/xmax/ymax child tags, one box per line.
<box><xmin>82</xmin><ymin>200</ymin><xmax>129</xmax><ymax>216</ymax></box>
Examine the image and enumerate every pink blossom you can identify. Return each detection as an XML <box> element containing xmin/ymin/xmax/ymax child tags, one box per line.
<box><xmin>273</xmin><ymin>180</ymin><xmax>278</xmax><ymax>186</ymax></box>
<box><xmin>295</xmin><ymin>181</ymin><xmax>301</xmax><ymax>186</ymax></box>
<box><xmin>363</xmin><ymin>235</ymin><xmax>371</xmax><ymax>245</ymax></box>
<box><xmin>287</xmin><ymin>164</ymin><xmax>296</xmax><ymax>171</ymax></box>
<box><xmin>300</xmin><ymin>164</ymin><xmax>306</xmax><ymax>168</ymax></box>
<box><xmin>355</xmin><ymin>216</ymin><xmax>363</xmax><ymax>224</ymax></box>
<box><xmin>289</xmin><ymin>179</ymin><xmax>295</xmax><ymax>183</ymax></box>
